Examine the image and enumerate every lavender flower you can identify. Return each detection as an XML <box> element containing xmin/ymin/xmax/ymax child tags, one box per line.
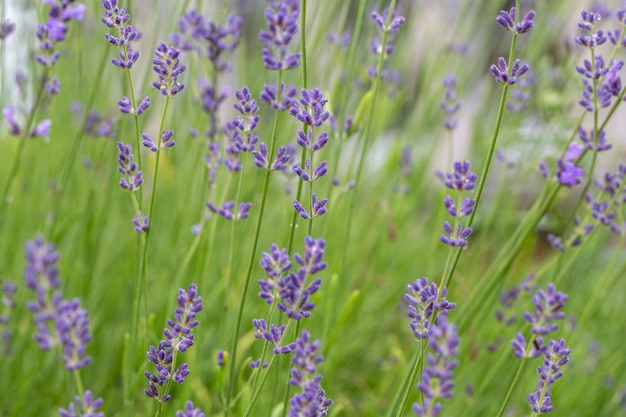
<box><xmin>491</xmin><ymin>57</ymin><xmax>530</xmax><ymax>85</ymax></box>
<box><xmin>252</xmin><ymin>318</ymin><xmax>293</xmax><ymax>354</ymax></box>
<box><xmin>287</xmin><ymin>330</ymin><xmax>332</xmax><ymax>416</ymax></box>
<box><xmin>370</xmin><ymin>7</ymin><xmax>405</xmax><ymax>60</ymax></box>
<box><xmin>55</xmin><ymin>298</ymin><xmax>92</xmax><ymax>370</ymax></box>
<box><xmin>258</xmin><ymin>244</ymin><xmax>292</xmax><ymax>303</ymax></box>
<box><xmin>224</xmin><ymin>86</ymin><xmax>260</xmax><ymax>155</ymax></box>
<box><xmin>24</xmin><ymin>235</ymin><xmax>61</xmax><ymax>322</ymax></box>
<box><xmin>496</xmin><ymin>7</ymin><xmax>536</xmax><ymax>34</ymax></box>
<box><xmin>24</xmin><ymin>236</ymin><xmax>93</xmax><ymax>370</ymax></box>
<box><xmin>142</xmin><ymin>130</ymin><xmax>175</xmax><ymax>152</ymax></box>
<box><xmin>133</xmin><ymin>211</ymin><xmax>149</xmax><ymax>233</ymax></box>
<box><xmin>118</xmin><ymin>96</ymin><xmax>150</xmax><ymax>115</ymax></box>
<box><xmin>440</xmin><ymin>73</ymin><xmax>460</xmax><ymax>130</ymax></box>
<box><xmin>59</xmin><ymin>391</ymin><xmax>104</xmax><ymax>417</ymax></box>
<box><xmin>522</xmin><ymin>284</ymin><xmax>568</xmax><ymax>335</ymax></box>
<box><xmin>152</xmin><ymin>42</ymin><xmax>186</xmax><ymax>96</ymax></box>
<box><xmin>575</xmin><ymin>10</ymin><xmax>607</xmax><ymax>48</ymax></box>
<box><xmin>0</xmin><ymin>19</ymin><xmax>16</xmax><ymax>40</ymax></box>
<box><xmin>35</xmin><ymin>0</ymin><xmax>85</xmax><ymax>68</ymax></box>
<box><xmin>511</xmin><ymin>333</ymin><xmax>545</xmax><ymax>359</ymax></box>
<box><xmin>1</xmin><ymin>279</ymin><xmax>17</xmax><ymax>354</ymax></box>
<box><xmin>260</xmin><ymin>83</ymin><xmax>298</xmax><ymax>111</ymax></box>
<box><xmin>439</xmin><ymin>161</ymin><xmax>477</xmax><ymax>247</ymax></box>
<box><xmin>145</xmin><ymin>284</ymin><xmax>203</xmax><ymax>403</ymax></box>
<box><xmin>442</xmin><ymin>161</ymin><xmax>477</xmax><ymax>191</ymax></box>
<box><xmin>259</xmin><ymin>1</ymin><xmax>301</xmax><ymax>70</ymax></box>
<box><xmin>206</xmin><ymin>201</ymin><xmax>252</xmax><ymax>220</ymax></box>
<box><xmin>117</xmin><ymin>142</ymin><xmax>143</xmax><ymax>191</ymax></box>
<box><xmin>528</xmin><ymin>387</ymin><xmax>553</xmax><ymax>413</ymax></box>
<box><xmin>413</xmin><ymin>314</ymin><xmax>459</xmax><ymax>416</ymax></box>
<box><xmin>176</xmin><ymin>401</ymin><xmax>205</xmax><ymax>417</ymax></box>
<box><xmin>404</xmin><ymin>278</ymin><xmax>455</xmax><ymax>339</ymax></box>
<box><xmin>257</xmin><ymin>237</ymin><xmax>327</xmax><ymax>321</ymax></box>
<box><xmin>101</xmin><ymin>0</ymin><xmax>141</xmax><ymax>69</ymax></box>
<box><xmin>171</xmin><ymin>11</ymin><xmax>242</xmax><ymax>73</ymax></box>
<box><xmin>527</xmin><ymin>339</ymin><xmax>570</xmax><ymax>413</ymax></box>
<box><xmin>2</xmin><ymin>106</ymin><xmax>21</xmax><ymax>135</ymax></box>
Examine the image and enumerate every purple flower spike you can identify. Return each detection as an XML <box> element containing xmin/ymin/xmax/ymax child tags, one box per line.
<box><xmin>252</xmin><ymin>318</ymin><xmax>293</xmax><ymax>354</ymax></box>
<box><xmin>117</xmin><ymin>142</ymin><xmax>143</xmax><ymax>191</ymax></box>
<box><xmin>145</xmin><ymin>285</ymin><xmax>203</xmax><ymax>403</ymax></box>
<box><xmin>287</xmin><ymin>330</ymin><xmax>332</xmax><ymax>416</ymax></box>
<box><xmin>404</xmin><ymin>278</ymin><xmax>455</xmax><ymax>339</ymax></box>
<box><xmin>259</xmin><ymin>2</ymin><xmax>301</xmax><ymax>70</ymax></box>
<box><xmin>176</xmin><ymin>401</ymin><xmax>205</xmax><ymax>417</ymax></box>
<box><xmin>152</xmin><ymin>42</ymin><xmax>186</xmax><ymax>96</ymax></box>
<box><xmin>511</xmin><ymin>333</ymin><xmax>544</xmax><ymax>358</ymax></box>
<box><xmin>29</xmin><ymin>119</ymin><xmax>52</xmax><ymax>139</ymax></box>
<box><xmin>496</xmin><ymin>7</ymin><xmax>535</xmax><ymax>34</ymax></box>
<box><xmin>413</xmin><ymin>314</ymin><xmax>459</xmax><ymax>415</ymax></box>
<box><xmin>444</xmin><ymin>161</ymin><xmax>477</xmax><ymax>191</ymax></box>
<box><xmin>556</xmin><ymin>160</ymin><xmax>584</xmax><ymax>187</ymax></box>
<box><xmin>290</xmin><ymin>88</ymin><xmax>330</xmax><ymax>128</ymax></box>
<box><xmin>523</xmin><ymin>284</ymin><xmax>568</xmax><ymax>335</ymax></box>
<box><xmin>528</xmin><ymin>388</ymin><xmax>553</xmax><ymax>413</ymax></box>
<box><xmin>440</xmin><ymin>221</ymin><xmax>472</xmax><ymax>247</ymax></box>
<box><xmin>3</xmin><ymin>106</ymin><xmax>21</xmax><ymax>135</ymax></box>
<box><xmin>260</xmin><ymin>83</ymin><xmax>298</xmax><ymax>111</ymax></box>
<box><xmin>207</xmin><ymin>201</ymin><xmax>252</xmax><ymax>220</ymax></box>
<box><xmin>0</xmin><ymin>20</ymin><xmax>16</xmax><ymax>40</ymax></box>
<box><xmin>537</xmin><ymin>339</ymin><xmax>570</xmax><ymax>384</ymax></box>
<box><xmin>133</xmin><ymin>211</ymin><xmax>149</xmax><ymax>233</ymax></box>
<box><xmin>491</xmin><ymin>57</ymin><xmax>529</xmax><ymax>85</ymax></box>
<box><xmin>371</xmin><ymin>8</ymin><xmax>405</xmax><ymax>35</ymax></box>
<box><xmin>59</xmin><ymin>391</ymin><xmax>104</xmax><ymax>417</ymax></box>
<box><xmin>55</xmin><ymin>298</ymin><xmax>92</xmax><ymax>370</ymax></box>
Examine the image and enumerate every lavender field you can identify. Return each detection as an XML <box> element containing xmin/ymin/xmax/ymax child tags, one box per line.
<box><xmin>1</xmin><ymin>0</ymin><xmax>625</xmax><ymax>416</ymax></box>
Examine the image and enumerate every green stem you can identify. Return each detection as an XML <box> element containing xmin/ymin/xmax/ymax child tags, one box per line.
<box><xmin>494</xmin><ymin>356</ymin><xmax>528</xmax><ymax>417</ymax></box>
<box><xmin>387</xmin><ymin>341</ymin><xmax>423</xmax><ymax>417</ymax></box>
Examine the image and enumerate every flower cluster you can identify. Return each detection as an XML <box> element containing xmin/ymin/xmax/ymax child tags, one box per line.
<box><xmin>2</xmin><ymin>106</ymin><xmax>51</xmax><ymax>139</ymax></box>
<box><xmin>0</xmin><ymin>19</ymin><xmax>15</xmax><ymax>40</ymax></box>
<box><xmin>413</xmin><ymin>314</ymin><xmax>459</xmax><ymax>416</ymax></box>
<box><xmin>224</xmin><ymin>86</ymin><xmax>260</xmax><ymax>171</ymax></box>
<box><xmin>0</xmin><ymin>278</ymin><xmax>17</xmax><ymax>354</ymax></box>
<box><xmin>152</xmin><ymin>42</ymin><xmax>186</xmax><ymax>96</ymax></box>
<box><xmin>176</xmin><ymin>401</ymin><xmax>205</xmax><ymax>417</ymax></box>
<box><xmin>369</xmin><ymin>6</ymin><xmax>406</xmax><ymax>78</ymax></box>
<box><xmin>101</xmin><ymin>0</ymin><xmax>142</xmax><ymax>69</ymax></box>
<box><xmin>116</xmin><ymin>142</ymin><xmax>147</xmax><ymax>232</ymax></box>
<box><xmin>206</xmin><ymin>201</ymin><xmax>251</xmax><ymax>220</ymax></box>
<box><xmin>496</xmin><ymin>7</ymin><xmax>535</xmax><ymax>34</ymax></box>
<box><xmin>259</xmin><ymin>0</ymin><xmax>301</xmax><ymax>70</ymax></box>
<box><xmin>404</xmin><ymin>277</ymin><xmax>456</xmax><ymax>339</ymax></box>
<box><xmin>36</xmin><ymin>0</ymin><xmax>86</xmax><ymax>68</ymax></box>
<box><xmin>171</xmin><ymin>10</ymin><xmax>242</xmax><ymax>73</ymax></box>
<box><xmin>508</xmin><ymin>283</ymin><xmax>570</xmax><ymax>413</ymax></box>
<box><xmin>24</xmin><ymin>235</ymin><xmax>92</xmax><ymax>371</ymax></box>
<box><xmin>439</xmin><ymin>161</ymin><xmax>477</xmax><ymax>247</ymax></box>
<box><xmin>547</xmin><ymin>163</ymin><xmax>626</xmax><ymax>251</ymax></box>
<box><xmin>59</xmin><ymin>391</ymin><xmax>105</xmax><ymax>417</ymax></box>
<box><xmin>528</xmin><ymin>339</ymin><xmax>570</xmax><ymax>413</ymax></box>
<box><xmin>289</xmin><ymin>88</ymin><xmax>331</xmax><ymax>220</ymax></box>
<box><xmin>287</xmin><ymin>331</ymin><xmax>332</xmax><ymax>416</ymax></box>
<box><xmin>491</xmin><ymin>6</ymin><xmax>533</xmax><ymax>85</ymax></box>
<box><xmin>257</xmin><ymin>236</ymin><xmax>327</xmax><ymax>320</ymax></box>
<box><xmin>440</xmin><ymin>73</ymin><xmax>460</xmax><ymax>130</ymax></box>
<box><xmin>145</xmin><ymin>284</ymin><xmax>203</xmax><ymax>403</ymax></box>
<box><xmin>575</xmin><ymin>10</ymin><xmax>607</xmax><ymax>49</ymax></box>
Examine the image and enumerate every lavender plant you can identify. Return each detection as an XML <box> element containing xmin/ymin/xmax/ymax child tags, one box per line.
<box><xmin>2</xmin><ymin>1</ymin><xmax>626</xmax><ymax>417</ymax></box>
